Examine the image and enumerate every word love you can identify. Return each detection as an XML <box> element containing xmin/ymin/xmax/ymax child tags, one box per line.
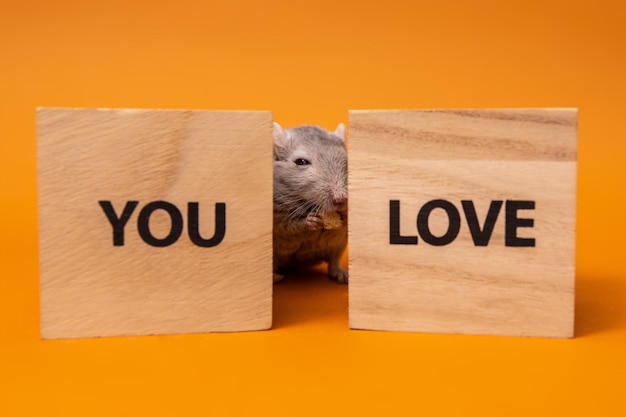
<box><xmin>99</xmin><ymin>200</ymin><xmax>226</xmax><ymax>247</ymax></box>
<box><xmin>390</xmin><ymin>199</ymin><xmax>536</xmax><ymax>247</ymax></box>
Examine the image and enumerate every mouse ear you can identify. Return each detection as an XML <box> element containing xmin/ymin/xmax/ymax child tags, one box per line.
<box><xmin>273</xmin><ymin>122</ymin><xmax>290</xmax><ymax>160</ymax></box>
<box><xmin>334</xmin><ymin>123</ymin><xmax>346</xmax><ymax>142</ymax></box>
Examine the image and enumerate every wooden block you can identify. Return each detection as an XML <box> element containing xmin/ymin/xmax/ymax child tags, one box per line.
<box><xmin>37</xmin><ymin>108</ymin><xmax>273</xmax><ymax>339</ymax></box>
<box><xmin>348</xmin><ymin>109</ymin><xmax>577</xmax><ymax>338</ymax></box>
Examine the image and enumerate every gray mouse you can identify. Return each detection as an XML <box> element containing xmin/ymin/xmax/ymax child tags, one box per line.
<box><xmin>272</xmin><ymin>122</ymin><xmax>349</xmax><ymax>284</ymax></box>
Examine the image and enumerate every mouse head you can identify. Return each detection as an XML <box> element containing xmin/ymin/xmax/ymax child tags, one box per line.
<box><xmin>273</xmin><ymin>122</ymin><xmax>347</xmax><ymax>215</ymax></box>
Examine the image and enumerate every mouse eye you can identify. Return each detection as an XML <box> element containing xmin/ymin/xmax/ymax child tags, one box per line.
<box><xmin>294</xmin><ymin>158</ymin><xmax>311</xmax><ymax>166</ymax></box>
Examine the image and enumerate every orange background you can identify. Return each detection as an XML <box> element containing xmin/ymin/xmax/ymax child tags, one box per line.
<box><xmin>1</xmin><ymin>0</ymin><xmax>625</xmax><ymax>415</ymax></box>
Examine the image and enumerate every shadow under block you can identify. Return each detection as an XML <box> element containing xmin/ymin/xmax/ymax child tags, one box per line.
<box><xmin>348</xmin><ymin>109</ymin><xmax>577</xmax><ymax>337</ymax></box>
<box><xmin>37</xmin><ymin>108</ymin><xmax>273</xmax><ymax>339</ymax></box>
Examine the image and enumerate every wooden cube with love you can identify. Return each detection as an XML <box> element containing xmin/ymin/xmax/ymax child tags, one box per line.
<box><xmin>348</xmin><ymin>109</ymin><xmax>577</xmax><ymax>337</ymax></box>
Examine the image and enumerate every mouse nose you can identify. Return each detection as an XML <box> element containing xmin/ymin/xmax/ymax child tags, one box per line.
<box><xmin>328</xmin><ymin>188</ymin><xmax>347</xmax><ymax>208</ymax></box>
<box><xmin>330</xmin><ymin>192</ymin><xmax>347</xmax><ymax>207</ymax></box>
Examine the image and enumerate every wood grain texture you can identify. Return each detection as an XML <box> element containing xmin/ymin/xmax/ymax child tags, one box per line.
<box><xmin>348</xmin><ymin>109</ymin><xmax>577</xmax><ymax>337</ymax></box>
<box><xmin>348</xmin><ymin>108</ymin><xmax>576</xmax><ymax>161</ymax></box>
<box><xmin>37</xmin><ymin>108</ymin><xmax>273</xmax><ymax>339</ymax></box>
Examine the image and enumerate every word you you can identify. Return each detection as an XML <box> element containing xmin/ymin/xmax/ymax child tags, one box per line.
<box><xmin>99</xmin><ymin>200</ymin><xmax>226</xmax><ymax>247</ymax></box>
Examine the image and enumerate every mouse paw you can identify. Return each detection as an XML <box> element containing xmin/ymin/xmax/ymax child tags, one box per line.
<box><xmin>306</xmin><ymin>213</ymin><xmax>324</xmax><ymax>231</ymax></box>
<box><xmin>273</xmin><ymin>272</ymin><xmax>285</xmax><ymax>283</ymax></box>
<box><xmin>329</xmin><ymin>265</ymin><xmax>349</xmax><ymax>284</ymax></box>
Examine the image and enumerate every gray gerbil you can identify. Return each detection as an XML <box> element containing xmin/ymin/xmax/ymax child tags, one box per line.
<box><xmin>273</xmin><ymin>122</ymin><xmax>349</xmax><ymax>284</ymax></box>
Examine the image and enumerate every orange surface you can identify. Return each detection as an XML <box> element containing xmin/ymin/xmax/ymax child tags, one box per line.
<box><xmin>1</xmin><ymin>0</ymin><xmax>625</xmax><ymax>415</ymax></box>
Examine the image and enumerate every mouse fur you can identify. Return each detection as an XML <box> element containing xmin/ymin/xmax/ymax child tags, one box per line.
<box><xmin>273</xmin><ymin>122</ymin><xmax>348</xmax><ymax>284</ymax></box>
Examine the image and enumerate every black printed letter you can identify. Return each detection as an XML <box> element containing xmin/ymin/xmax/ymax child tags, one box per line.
<box><xmin>462</xmin><ymin>200</ymin><xmax>503</xmax><ymax>246</ymax></box>
<box><xmin>137</xmin><ymin>201</ymin><xmax>184</xmax><ymax>247</ymax></box>
<box><xmin>188</xmin><ymin>202</ymin><xmax>226</xmax><ymax>247</ymax></box>
<box><xmin>389</xmin><ymin>200</ymin><xmax>418</xmax><ymax>245</ymax></box>
<box><xmin>99</xmin><ymin>200</ymin><xmax>139</xmax><ymax>246</ymax></box>
<box><xmin>417</xmin><ymin>199</ymin><xmax>461</xmax><ymax>246</ymax></box>
<box><xmin>505</xmin><ymin>200</ymin><xmax>536</xmax><ymax>247</ymax></box>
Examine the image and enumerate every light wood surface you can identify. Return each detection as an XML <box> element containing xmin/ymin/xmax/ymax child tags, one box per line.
<box><xmin>348</xmin><ymin>109</ymin><xmax>577</xmax><ymax>337</ymax></box>
<box><xmin>37</xmin><ymin>108</ymin><xmax>273</xmax><ymax>339</ymax></box>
